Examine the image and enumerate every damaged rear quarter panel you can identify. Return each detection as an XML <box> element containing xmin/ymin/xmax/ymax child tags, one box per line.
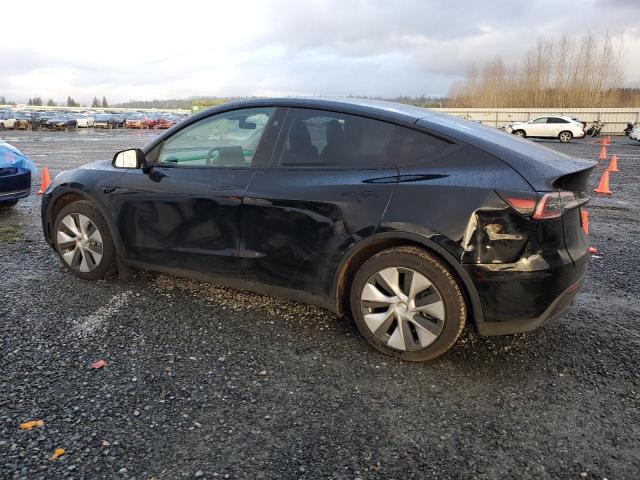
<box><xmin>378</xmin><ymin>146</ymin><xmax>534</xmax><ymax>264</ymax></box>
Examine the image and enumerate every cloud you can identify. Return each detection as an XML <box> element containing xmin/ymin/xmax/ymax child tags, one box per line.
<box><xmin>0</xmin><ymin>0</ymin><xmax>638</xmax><ymax>103</ymax></box>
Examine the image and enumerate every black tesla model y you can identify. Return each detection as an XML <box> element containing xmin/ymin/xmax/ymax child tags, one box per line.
<box><xmin>41</xmin><ymin>98</ymin><xmax>595</xmax><ymax>361</ymax></box>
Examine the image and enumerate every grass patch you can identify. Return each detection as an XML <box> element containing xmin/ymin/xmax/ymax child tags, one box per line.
<box><xmin>0</xmin><ymin>224</ymin><xmax>23</xmax><ymax>242</ymax></box>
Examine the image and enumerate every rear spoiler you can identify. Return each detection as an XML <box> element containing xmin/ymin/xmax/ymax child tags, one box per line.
<box><xmin>552</xmin><ymin>163</ymin><xmax>597</xmax><ymax>191</ymax></box>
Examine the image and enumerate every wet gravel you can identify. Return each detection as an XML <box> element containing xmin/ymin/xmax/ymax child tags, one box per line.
<box><xmin>1</xmin><ymin>129</ymin><xmax>639</xmax><ymax>479</ymax></box>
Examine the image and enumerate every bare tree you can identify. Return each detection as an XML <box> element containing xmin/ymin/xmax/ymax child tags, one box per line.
<box><xmin>446</xmin><ymin>33</ymin><xmax>633</xmax><ymax>107</ymax></box>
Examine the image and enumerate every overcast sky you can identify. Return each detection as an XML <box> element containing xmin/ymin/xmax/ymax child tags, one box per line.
<box><xmin>1</xmin><ymin>0</ymin><xmax>639</xmax><ymax>104</ymax></box>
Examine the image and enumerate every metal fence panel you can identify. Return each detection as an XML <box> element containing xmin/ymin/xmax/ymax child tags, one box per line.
<box><xmin>433</xmin><ymin>108</ymin><xmax>640</xmax><ymax>134</ymax></box>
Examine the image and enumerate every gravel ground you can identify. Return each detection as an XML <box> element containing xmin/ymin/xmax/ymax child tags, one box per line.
<box><xmin>1</xmin><ymin>129</ymin><xmax>639</xmax><ymax>480</ymax></box>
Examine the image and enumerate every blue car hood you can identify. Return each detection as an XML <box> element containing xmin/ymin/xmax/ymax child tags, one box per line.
<box><xmin>0</xmin><ymin>140</ymin><xmax>38</xmax><ymax>174</ymax></box>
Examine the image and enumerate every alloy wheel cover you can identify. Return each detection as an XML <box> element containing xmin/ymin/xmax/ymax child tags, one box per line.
<box><xmin>56</xmin><ymin>213</ymin><xmax>104</xmax><ymax>273</ymax></box>
<box><xmin>360</xmin><ymin>267</ymin><xmax>446</xmax><ymax>351</ymax></box>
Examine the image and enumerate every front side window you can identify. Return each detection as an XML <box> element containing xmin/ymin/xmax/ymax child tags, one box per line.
<box><xmin>274</xmin><ymin>108</ymin><xmax>395</xmax><ymax>167</ymax></box>
<box><xmin>158</xmin><ymin>107</ymin><xmax>274</xmax><ymax>167</ymax></box>
<box><xmin>531</xmin><ymin>117</ymin><xmax>547</xmax><ymax>124</ymax></box>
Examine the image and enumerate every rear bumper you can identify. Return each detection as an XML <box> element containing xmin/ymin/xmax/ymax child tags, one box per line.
<box><xmin>465</xmin><ymin>250</ymin><xmax>588</xmax><ymax>336</ymax></box>
<box><xmin>0</xmin><ymin>168</ymin><xmax>31</xmax><ymax>202</ymax></box>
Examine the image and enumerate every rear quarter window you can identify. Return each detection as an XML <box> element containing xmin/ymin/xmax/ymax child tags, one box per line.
<box><xmin>395</xmin><ymin>127</ymin><xmax>452</xmax><ymax>166</ymax></box>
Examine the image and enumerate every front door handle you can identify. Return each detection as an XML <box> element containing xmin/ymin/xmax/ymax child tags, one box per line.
<box><xmin>243</xmin><ymin>197</ymin><xmax>272</xmax><ymax>207</ymax></box>
<box><xmin>102</xmin><ymin>186</ymin><xmax>119</xmax><ymax>194</ymax></box>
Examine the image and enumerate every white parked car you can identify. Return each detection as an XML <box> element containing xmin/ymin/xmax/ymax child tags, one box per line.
<box><xmin>505</xmin><ymin>116</ymin><xmax>585</xmax><ymax>143</ymax></box>
<box><xmin>630</xmin><ymin>127</ymin><xmax>640</xmax><ymax>142</ymax></box>
<box><xmin>75</xmin><ymin>115</ymin><xmax>95</xmax><ymax>128</ymax></box>
<box><xmin>0</xmin><ymin>111</ymin><xmax>18</xmax><ymax>130</ymax></box>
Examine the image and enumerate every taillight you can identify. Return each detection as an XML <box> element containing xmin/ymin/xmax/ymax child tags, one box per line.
<box><xmin>532</xmin><ymin>192</ymin><xmax>564</xmax><ymax>219</ymax></box>
<box><xmin>504</xmin><ymin>196</ymin><xmax>537</xmax><ymax>216</ymax></box>
<box><xmin>500</xmin><ymin>190</ymin><xmax>588</xmax><ymax>220</ymax></box>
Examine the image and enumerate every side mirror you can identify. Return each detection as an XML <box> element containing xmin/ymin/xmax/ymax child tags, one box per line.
<box><xmin>112</xmin><ymin>148</ymin><xmax>145</xmax><ymax>169</ymax></box>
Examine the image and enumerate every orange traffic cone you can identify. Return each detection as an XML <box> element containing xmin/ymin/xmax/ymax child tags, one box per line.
<box><xmin>608</xmin><ymin>155</ymin><xmax>619</xmax><ymax>172</ymax></box>
<box><xmin>606</xmin><ymin>134</ymin><xmax>612</xmax><ymax>144</ymax></box>
<box><xmin>598</xmin><ymin>142</ymin><xmax>607</xmax><ymax>160</ymax></box>
<box><xmin>588</xmin><ymin>246</ymin><xmax>599</xmax><ymax>254</ymax></box>
<box><xmin>37</xmin><ymin>167</ymin><xmax>52</xmax><ymax>195</ymax></box>
<box><xmin>594</xmin><ymin>170</ymin><xmax>612</xmax><ymax>194</ymax></box>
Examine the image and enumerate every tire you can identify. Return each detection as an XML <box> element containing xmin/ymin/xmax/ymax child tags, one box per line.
<box><xmin>349</xmin><ymin>246</ymin><xmax>467</xmax><ymax>361</ymax></box>
<box><xmin>558</xmin><ymin>131</ymin><xmax>573</xmax><ymax>143</ymax></box>
<box><xmin>513</xmin><ymin>129</ymin><xmax>526</xmax><ymax>138</ymax></box>
<box><xmin>27</xmin><ymin>122</ymin><xmax>32</xmax><ymax>131</ymax></box>
<box><xmin>53</xmin><ymin>201</ymin><xmax>115</xmax><ymax>280</ymax></box>
<box><xmin>0</xmin><ymin>123</ymin><xmax>5</xmax><ymax>131</ymax></box>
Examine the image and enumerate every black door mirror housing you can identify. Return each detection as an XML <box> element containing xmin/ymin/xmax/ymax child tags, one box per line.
<box><xmin>112</xmin><ymin>148</ymin><xmax>145</xmax><ymax>169</ymax></box>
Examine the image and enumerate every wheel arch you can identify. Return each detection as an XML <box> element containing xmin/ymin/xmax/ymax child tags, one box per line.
<box><xmin>45</xmin><ymin>187</ymin><xmax>122</xmax><ymax>254</ymax></box>
<box><xmin>332</xmin><ymin>231</ymin><xmax>485</xmax><ymax>330</ymax></box>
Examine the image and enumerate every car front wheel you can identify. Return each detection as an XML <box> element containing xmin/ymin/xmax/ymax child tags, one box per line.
<box><xmin>350</xmin><ymin>246</ymin><xmax>467</xmax><ymax>361</ymax></box>
<box><xmin>53</xmin><ymin>201</ymin><xmax>115</xmax><ymax>280</ymax></box>
<box><xmin>513</xmin><ymin>129</ymin><xmax>526</xmax><ymax>137</ymax></box>
<box><xmin>558</xmin><ymin>131</ymin><xmax>573</xmax><ymax>143</ymax></box>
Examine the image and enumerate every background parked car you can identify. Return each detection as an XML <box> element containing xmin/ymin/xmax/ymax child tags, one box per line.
<box><xmin>505</xmin><ymin>116</ymin><xmax>585</xmax><ymax>142</ymax></box>
<box><xmin>43</xmin><ymin>114</ymin><xmax>78</xmax><ymax>131</ymax></box>
<box><xmin>110</xmin><ymin>113</ymin><xmax>126</xmax><ymax>127</ymax></box>
<box><xmin>74</xmin><ymin>114</ymin><xmax>95</xmax><ymax>128</ymax></box>
<box><xmin>125</xmin><ymin>114</ymin><xmax>155</xmax><ymax>129</ymax></box>
<box><xmin>0</xmin><ymin>111</ymin><xmax>19</xmax><ymax>130</ymax></box>
<box><xmin>0</xmin><ymin>139</ymin><xmax>36</xmax><ymax>208</ymax></box>
<box><xmin>93</xmin><ymin>114</ymin><xmax>118</xmax><ymax>129</ymax></box>
<box><xmin>630</xmin><ymin>127</ymin><xmax>640</xmax><ymax>142</ymax></box>
<box><xmin>13</xmin><ymin>112</ymin><xmax>42</xmax><ymax>130</ymax></box>
<box><xmin>156</xmin><ymin>115</ymin><xmax>178</xmax><ymax>129</ymax></box>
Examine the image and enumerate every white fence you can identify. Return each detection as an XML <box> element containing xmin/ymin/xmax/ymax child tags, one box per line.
<box><xmin>432</xmin><ymin>108</ymin><xmax>640</xmax><ymax>135</ymax></box>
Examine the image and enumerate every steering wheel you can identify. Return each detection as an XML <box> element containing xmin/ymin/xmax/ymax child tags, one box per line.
<box><xmin>205</xmin><ymin>148</ymin><xmax>219</xmax><ymax>166</ymax></box>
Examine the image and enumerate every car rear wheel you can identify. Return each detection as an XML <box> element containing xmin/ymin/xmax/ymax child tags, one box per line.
<box><xmin>513</xmin><ymin>129</ymin><xmax>526</xmax><ymax>137</ymax></box>
<box><xmin>350</xmin><ymin>246</ymin><xmax>466</xmax><ymax>361</ymax></box>
<box><xmin>558</xmin><ymin>131</ymin><xmax>573</xmax><ymax>143</ymax></box>
<box><xmin>0</xmin><ymin>123</ymin><xmax>5</xmax><ymax>131</ymax></box>
<box><xmin>53</xmin><ymin>201</ymin><xmax>115</xmax><ymax>280</ymax></box>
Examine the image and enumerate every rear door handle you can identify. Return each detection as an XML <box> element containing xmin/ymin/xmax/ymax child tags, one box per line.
<box><xmin>102</xmin><ymin>186</ymin><xmax>119</xmax><ymax>194</ymax></box>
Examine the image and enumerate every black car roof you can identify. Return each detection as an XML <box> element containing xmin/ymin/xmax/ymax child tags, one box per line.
<box><xmin>199</xmin><ymin>97</ymin><xmax>437</xmax><ymax>126</ymax></box>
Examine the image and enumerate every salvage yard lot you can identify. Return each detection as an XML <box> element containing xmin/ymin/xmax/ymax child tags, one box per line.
<box><xmin>1</xmin><ymin>129</ymin><xmax>639</xmax><ymax>479</ymax></box>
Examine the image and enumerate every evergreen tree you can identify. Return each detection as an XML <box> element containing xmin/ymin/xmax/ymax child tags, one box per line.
<box><xmin>101</xmin><ymin>96</ymin><xmax>108</xmax><ymax>108</ymax></box>
<box><xmin>32</xmin><ymin>97</ymin><xmax>43</xmax><ymax>106</ymax></box>
<box><xmin>91</xmin><ymin>97</ymin><xmax>100</xmax><ymax>108</ymax></box>
<box><xmin>66</xmin><ymin>96</ymin><xmax>79</xmax><ymax>107</ymax></box>
<box><xmin>46</xmin><ymin>99</ymin><xmax>56</xmax><ymax>107</ymax></box>
<box><xmin>27</xmin><ymin>98</ymin><xmax>33</xmax><ymax>106</ymax></box>
<box><xmin>0</xmin><ymin>96</ymin><xmax>5</xmax><ymax>104</ymax></box>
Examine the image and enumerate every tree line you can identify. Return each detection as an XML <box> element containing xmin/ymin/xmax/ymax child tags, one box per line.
<box><xmin>0</xmin><ymin>96</ymin><xmax>110</xmax><ymax>108</ymax></box>
<box><xmin>447</xmin><ymin>33</ymin><xmax>639</xmax><ymax>108</ymax></box>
